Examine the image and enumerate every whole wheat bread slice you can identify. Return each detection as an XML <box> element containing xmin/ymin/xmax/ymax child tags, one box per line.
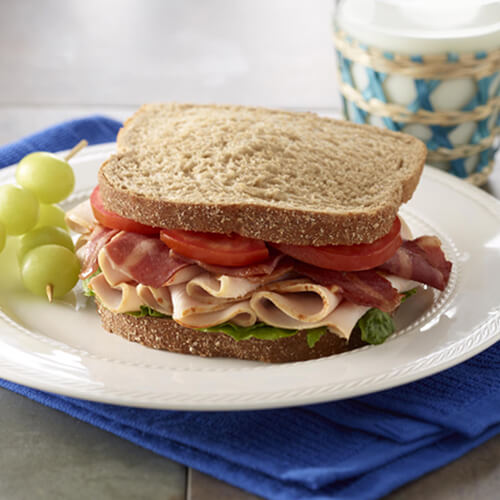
<box><xmin>99</xmin><ymin>103</ymin><xmax>426</xmax><ymax>245</ymax></box>
<box><xmin>97</xmin><ymin>304</ymin><xmax>366</xmax><ymax>363</ymax></box>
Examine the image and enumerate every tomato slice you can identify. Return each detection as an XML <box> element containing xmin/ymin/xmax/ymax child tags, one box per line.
<box><xmin>160</xmin><ymin>229</ymin><xmax>269</xmax><ymax>267</ymax></box>
<box><xmin>271</xmin><ymin>218</ymin><xmax>402</xmax><ymax>271</ymax></box>
<box><xmin>90</xmin><ymin>186</ymin><xmax>158</xmax><ymax>235</ymax></box>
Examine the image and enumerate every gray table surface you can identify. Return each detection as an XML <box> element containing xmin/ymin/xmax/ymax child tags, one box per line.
<box><xmin>1</xmin><ymin>1</ymin><xmax>499</xmax><ymax>499</ymax></box>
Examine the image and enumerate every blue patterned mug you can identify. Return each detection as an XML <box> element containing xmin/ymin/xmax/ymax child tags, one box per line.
<box><xmin>334</xmin><ymin>0</ymin><xmax>500</xmax><ymax>185</ymax></box>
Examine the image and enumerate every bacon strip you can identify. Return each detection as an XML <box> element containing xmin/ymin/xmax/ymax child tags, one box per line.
<box><xmin>294</xmin><ymin>262</ymin><xmax>402</xmax><ymax>312</ymax></box>
<box><xmin>103</xmin><ymin>232</ymin><xmax>192</xmax><ymax>288</ymax></box>
<box><xmin>77</xmin><ymin>226</ymin><xmax>119</xmax><ymax>279</ymax></box>
<box><xmin>377</xmin><ymin>236</ymin><xmax>452</xmax><ymax>291</ymax></box>
<box><xmin>170</xmin><ymin>249</ymin><xmax>291</xmax><ymax>279</ymax></box>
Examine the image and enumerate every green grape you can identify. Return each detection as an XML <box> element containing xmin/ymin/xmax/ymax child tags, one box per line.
<box><xmin>0</xmin><ymin>184</ymin><xmax>39</xmax><ymax>235</ymax></box>
<box><xmin>16</xmin><ymin>152</ymin><xmax>75</xmax><ymax>204</ymax></box>
<box><xmin>21</xmin><ymin>244</ymin><xmax>80</xmax><ymax>300</ymax></box>
<box><xmin>18</xmin><ymin>226</ymin><xmax>74</xmax><ymax>265</ymax></box>
<box><xmin>35</xmin><ymin>204</ymin><xmax>68</xmax><ymax>231</ymax></box>
<box><xmin>0</xmin><ymin>221</ymin><xmax>5</xmax><ymax>253</ymax></box>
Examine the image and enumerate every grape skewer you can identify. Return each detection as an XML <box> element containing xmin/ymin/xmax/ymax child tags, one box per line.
<box><xmin>64</xmin><ymin>139</ymin><xmax>88</xmax><ymax>161</ymax></box>
<box><xmin>1</xmin><ymin>139</ymin><xmax>89</xmax><ymax>301</ymax></box>
<box><xmin>15</xmin><ymin>140</ymin><xmax>88</xmax><ymax>205</ymax></box>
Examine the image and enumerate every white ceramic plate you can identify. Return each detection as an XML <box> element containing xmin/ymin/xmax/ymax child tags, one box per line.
<box><xmin>0</xmin><ymin>143</ymin><xmax>499</xmax><ymax>410</ymax></box>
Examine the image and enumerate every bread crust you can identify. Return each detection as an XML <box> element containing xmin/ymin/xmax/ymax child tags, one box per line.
<box><xmin>97</xmin><ymin>304</ymin><xmax>358</xmax><ymax>363</ymax></box>
<box><xmin>99</xmin><ymin>103</ymin><xmax>427</xmax><ymax>246</ymax></box>
<box><xmin>98</xmin><ymin>169</ymin><xmax>399</xmax><ymax>245</ymax></box>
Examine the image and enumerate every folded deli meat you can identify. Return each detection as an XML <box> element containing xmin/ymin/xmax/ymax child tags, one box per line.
<box><xmin>69</xmin><ymin>200</ymin><xmax>451</xmax><ymax>344</ymax></box>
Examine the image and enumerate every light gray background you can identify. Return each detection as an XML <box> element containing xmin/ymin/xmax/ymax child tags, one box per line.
<box><xmin>1</xmin><ymin>1</ymin><xmax>499</xmax><ymax>499</ymax></box>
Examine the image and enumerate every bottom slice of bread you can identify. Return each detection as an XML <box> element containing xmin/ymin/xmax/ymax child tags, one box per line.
<box><xmin>97</xmin><ymin>304</ymin><xmax>364</xmax><ymax>363</ymax></box>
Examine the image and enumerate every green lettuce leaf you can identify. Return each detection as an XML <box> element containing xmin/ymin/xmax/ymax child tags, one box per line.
<box><xmin>127</xmin><ymin>306</ymin><xmax>169</xmax><ymax>318</ymax></box>
<box><xmin>198</xmin><ymin>322</ymin><xmax>299</xmax><ymax>341</ymax></box>
<box><xmin>401</xmin><ymin>287</ymin><xmax>418</xmax><ymax>302</ymax></box>
<box><xmin>354</xmin><ymin>287</ymin><xmax>419</xmax><ymax>346</ymax></box>
<box><xmin>306</xmin><ymin>328</ymin><xmax>326</xmax><ymax>348</ymax></box>
<box><xmin>200</xmin><ymin>322</ymin><xmax>328</xmax><ymax>346</ymax></box>
<box><xmin>358</xmin><ymin>308</ymin><xmax>395</xmax><ymax>345</ymax></box>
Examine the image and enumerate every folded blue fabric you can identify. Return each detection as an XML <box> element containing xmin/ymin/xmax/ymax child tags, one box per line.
<box><xmin>0</xmin><ymin>116</ymin><xmax>121</xmax><ymax>168</ymax></box>
<box><xmin>1</xmin><ymin>117</ymin><xmax>499</xmax><ymax>500</ymax></box>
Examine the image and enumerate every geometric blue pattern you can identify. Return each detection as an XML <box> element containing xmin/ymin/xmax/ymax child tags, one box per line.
<box><xmin>336</xmin><ymin>47</ymin><xmax>500</xmax><ymax>179</ymax></box>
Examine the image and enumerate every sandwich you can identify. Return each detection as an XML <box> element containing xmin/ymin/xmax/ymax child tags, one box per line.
<box><xmin>66</xmin><ymin>103</ymin><xmax>452</xmax><ymax>363</ymax></box>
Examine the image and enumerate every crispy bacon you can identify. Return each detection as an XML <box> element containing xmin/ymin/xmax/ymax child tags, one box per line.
<box><xmin>377</xmin><ymin>236</ymin><xmax>452</xmax><ymax>291</ymax></box>
<box><xmin>293</xmin><ymin>262</ymin><xmax>402</xmax><ymax>312</ymax></box>
<box><xmin>104</xmin><ymin>232</ymin><xmax>190</xmax><ymax>288</ymax></box>
<box><xmin>77</xmin><ymin>226</ymin><xmax>119</xmax><ymax>279</ymax></box>
<box><xmin>81</xmin><ymin>220</ymin><xmax>451</xmax><ymax>312</ymax></box>
<box><xmin>170</xmin><ymin>249</ymin><xmax>291</xmax><ymax>278</ymax></box>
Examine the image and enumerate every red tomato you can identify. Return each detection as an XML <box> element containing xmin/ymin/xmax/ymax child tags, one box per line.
<box><xmin>160</xmin><ymin>229</ymin><xmax>269</xmax><ymax>267</ymax></box>
<box><xmin>90</xmin><ymin>186</ymin><xmax>158</xmax><ymax>235</ymax></box>
<box><xmin>271</xmin><ymin>218</ymin><xmax>402</xmax><ymax>271</ymax></box>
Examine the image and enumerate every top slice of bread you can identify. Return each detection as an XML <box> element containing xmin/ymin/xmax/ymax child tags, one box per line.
<box><xmin>98</xmin><ymin>103</ymin><xmax>426</xmax><ymax>245</ymax></box>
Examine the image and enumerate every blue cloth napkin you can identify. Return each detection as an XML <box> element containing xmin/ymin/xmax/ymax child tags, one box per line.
<box><xmin>1</xmin><ymin>117</ymin><xmax>500</xmax><ymax>500</ymax></box>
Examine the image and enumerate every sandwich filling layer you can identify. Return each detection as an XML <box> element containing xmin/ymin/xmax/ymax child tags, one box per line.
<box><xmin>69</xmin><ymin>200</ymin><xmax>452</xmax><ymax>348</ymax></box>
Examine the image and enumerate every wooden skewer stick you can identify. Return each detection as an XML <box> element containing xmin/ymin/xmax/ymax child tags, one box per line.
<box><xmin>46</xmin><ymin>284</ymin><xmax>54</xmax><ymax>303</ymax></box>
<box><xmin>64</xmin><ymin>139</ymin><xmax>88</xmax><ymax>161</ymax></box>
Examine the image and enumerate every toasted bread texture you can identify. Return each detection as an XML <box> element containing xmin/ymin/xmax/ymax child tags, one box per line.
<box><xmin>97</xmin><ymin>304</ymin><xmax>365</xmax><ymax>363</ymax></box>
<box><xmin>99</xmin><ymin>103</ymin><xmax>426</xmax><ymax>245</ymax></box>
